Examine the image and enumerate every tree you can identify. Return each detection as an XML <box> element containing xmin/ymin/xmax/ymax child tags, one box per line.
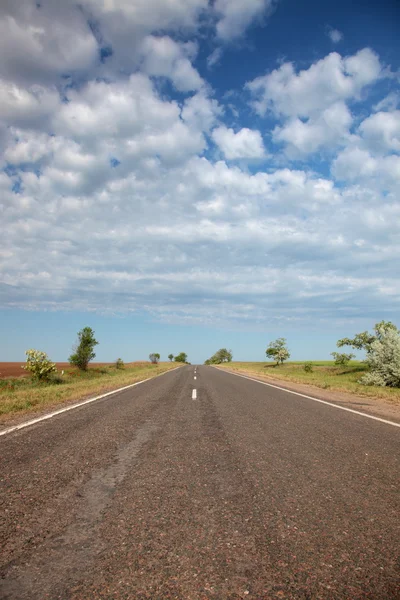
<box><xmin>331</xmin><ymin>352</ymin><xmax>355</xmax><ymax>366</ymax></box>
<box><xmin>168</xmin><ymin>353</ymin><xmax>174</xmax><ymax>362</ymax></box>
<box><xmin>266</xmin><ymin>338</ymin><xmax>290</xmax><ymax>365</ymax></box>
<box><xmin>204</xmin><ymin>348</ymin><xmax>233</xmax><ymax>364</ymax></box>
<box><xmin>337</xmin><ymin>321</ymin><xmax>398</xmax><ymax>354</ymax></box>
<box><xmin>69</xmin><ymin>327</ymin><xmax>98</xmax><ymax>371</ymax></box>
<box><xmin>23</xmin><ymin>349</ymin><xmax>57</xmax><ymax>381</ymax></box>
<box><xmin>115</xmin><ymin>358</ymin><xmax>124</xmax><ymax>369</ymax></box>
<box><xmin>359</xmin><ymin>328</ymin><xmax>400</xmax><ymax>387</ymax></box>
<box><xmin>149</xmin><ymin>353</ymin><xmax>160</xmax><ymax>364</ymax></box>
<box><xmin>174</xmin><ymin>352</ymin><xmax>188</xmax><ymax>363</ymax></box>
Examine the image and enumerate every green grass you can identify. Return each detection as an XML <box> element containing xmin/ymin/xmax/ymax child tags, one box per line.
<box><xmin>0</xmin><ymin>362</ymin><xmax>180</xmax><ymax>420</ymax></box>
<box><xmin>216</xmin><ymin>361</ymin><xmax>400</xmax><ymax>404</ymax></box>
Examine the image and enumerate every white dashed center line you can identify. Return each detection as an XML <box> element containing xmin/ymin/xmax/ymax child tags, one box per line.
<box><xmin>192</xmin><ymin>389</ymin><xmax>197</xmax><ymax>400</ymax></box>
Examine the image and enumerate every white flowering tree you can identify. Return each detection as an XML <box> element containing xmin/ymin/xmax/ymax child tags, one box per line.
<box><xmin>266</xmin><ymin>338</ymin><xmax>290</xmax><ymax>365</ymax></box>
<box><xmin>23</xmin><ymin>349</ymin><xmax>57</xmax><ymax>381</ymax></box>
<box><xmin>360</xmin><ymin>327</ymin><xmax>400</xmax><ymax>387</ymax></box>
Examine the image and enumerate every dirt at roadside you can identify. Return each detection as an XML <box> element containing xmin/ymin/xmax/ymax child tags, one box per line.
<box><xmin>217</xmin><ymin>367</ymin><xmax>400</xmax><ymax>424</ymax></box>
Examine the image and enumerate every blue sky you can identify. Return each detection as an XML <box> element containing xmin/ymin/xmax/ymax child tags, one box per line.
<box><xmin>0</xmin><ymin>0</ymin><xmax>399</xmax><ymax>364</ymax></box>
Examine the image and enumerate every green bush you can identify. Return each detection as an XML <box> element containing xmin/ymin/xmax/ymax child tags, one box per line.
<box><xmin>331</xmin><ymin>352</ymin><xmax>355</xmax><ymax>366</ymax></box>
<box><xmin>303</xmin><ymin>362</ymin><xmax>313</xmax><ymax>372</ymax></box>
<box><xmin>115</xmin><ymin>358</ymin><xmax>125</xmax><ymax>369</ymax></box>
<box><xmin>47</xmin><ymin>373</ymin><xmax>65</xmax><ymax>385</ymax></box>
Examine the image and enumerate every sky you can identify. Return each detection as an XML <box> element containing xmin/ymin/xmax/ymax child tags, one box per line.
<box><xmin>1</xmin><ymin>0</ymin><xmax>399</xmax><ymax>364</ymax></box>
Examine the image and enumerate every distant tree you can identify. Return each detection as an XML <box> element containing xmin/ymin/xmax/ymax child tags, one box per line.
<box><xmin>359</xmin><ymin>327</ymin><xmax>400</xmax><ymax>387</ymax></box>
<box><xmin>174</xmin><ymin>352</ymin><xmax>188</xmax><ymax>363</ymax></box>
<box><xmin>168</xmin><ymin>353</ymin><xmax>174</xmax><ymax>362</ymax></box>
<box><xmin>337</xmin><ymin>321</ymin><xmax>398</xmax><ymax>355</ymax></box>
<box><xmin>331</xmin><ymin>352</ymin><xmax>355</xmax><ymax>366</ymax></box>
<box><xmin>205</xmin><ymin>348</ymin><xmax>233</xmax><ymax>364</ymax></box>
<box><xmin>115</xmin><ymin>358</ymin><xmax>125</xmax><ymax>369</ymax></box>
<box><xmin>266</xmin><ymin>338</ymin><xmax>290</xmax><ymax>366</ymax></box>
<box><xmin>69</xmin><ymin>327</ymin><xmax>98</xmax><ymax>371</ymax></box>
<box><xmin>149</xmin><ymin>353</ymin><xmax>160</xmax><ymax>364</ymax></box>
<box><xmin>23</xmin><ymin>349</ymin><xmax>57</xmax><ymax>381</ymax></box>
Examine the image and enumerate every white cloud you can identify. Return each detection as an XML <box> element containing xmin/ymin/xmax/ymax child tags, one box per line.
<box><xmin>53</xmin><ymin>74</ymin><xmax>193</xmax><ymax>157</ymax></box>
<box><xmin>359</xmin><ymin>110</ymin><xmax>400</xmax><ymax>153</ymax></box>
<box><xmin>327</xmin><ymin>28</ymin><xmax>343</xmax><ymax>43</ymax></box>
<box><xmin>373</xmin><ymin>92</ymin><xmax>399</xmax><ymax>112</ymax></box>
<box><xmin>207</xmin><ymin>48</ymin><xmax>223</xmax><ymax>69</ymax></box>
<box><xmin>333</xmin><ymin>146</ymin><xmax>400</xmax><ymax>185</ymax></box>
<box><xmin>0</xmin><ymin>80</ymin><xmax>60</xmax><ymax>131</ymax></box>
<box><xmin>212</xmin><ymin>126</ymin><xmax>265</xmax><ymax>159</ymax></box>
<box><xmin>273</xmin><ymin>101</ymin><xmax>352</xmax><ymax>156</ymax></box>
<box><xmin>139</xmin><ymin>36</ymin><xmax>203</xmax><ymax>92</ymax></box>
<box><xmin>181</xmin><ymin>90</ymin><xmax>223</xmax><ymax>133</ymax></box>
<box><xmin>0</xmin><ymin>2</ymin><xmax>98</xmax><ymax>86</ymax></box>
<box><xmin>214</xmin><ymin>0</ymin><xmax>276</xmax><ymax>40</ymax></box>
<box><xmin>247</xmin><ymin>48</ymin><xmax>382</xmax><ymax>118</ymax></box>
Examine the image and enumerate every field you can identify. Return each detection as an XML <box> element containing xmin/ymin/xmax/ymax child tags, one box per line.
<box><xmin>216</xmin><ymin>361</ymin><xmax>400</xmax><ymax>404</ymax></box>
<box><xmin>0</xmin><ymin>361</ymin><xmax>178</xmax><ymax>421</ymax></box>
<box><xmin>0</xmin><ymin>362</ymin><xmax>114</xmax><ymax>378</ymax></box>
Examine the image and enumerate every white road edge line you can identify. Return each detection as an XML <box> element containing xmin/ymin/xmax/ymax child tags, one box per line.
<box><xmin>192</xmin><ymin>389</ymin><xmax>197</xmax><ymax>400</ymax></box>
<box><xmin>216</xmin><ymin>368</ymin><xmax>400</xmax><ymax>428</ymax></box>
<box><xmin>0</xmin><ymin>366</ymin><xmax>183</xmax><ymax>437</ymax></box>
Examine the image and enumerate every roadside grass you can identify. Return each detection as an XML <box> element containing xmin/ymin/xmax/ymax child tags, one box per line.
<box><xmin>216</xmin><ymin>361</ymin><xmax>400</xmax><ymax>404</ymax></box>
<box><xmin>0</xmin><ymin>362</ymin><xmax>179</xmax><ymax>419</ymax></box>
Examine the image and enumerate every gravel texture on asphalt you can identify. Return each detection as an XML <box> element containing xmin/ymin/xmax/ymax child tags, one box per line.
<box><xmin>1</xmin><ymin>365</ymin><xmax>399</xmax><ymax>599</ymax></box>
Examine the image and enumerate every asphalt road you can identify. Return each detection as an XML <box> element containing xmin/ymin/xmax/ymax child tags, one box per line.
<box><xmin>1</xmin><ymin>365</ymin><xmax>399</xmax><ymax>599</ymax></box>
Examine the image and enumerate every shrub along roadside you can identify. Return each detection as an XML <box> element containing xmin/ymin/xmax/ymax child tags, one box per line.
<box><xmin>0</xmin><ymin>362</ymin><xmax>179</xmax><ymax>420</ymax></box>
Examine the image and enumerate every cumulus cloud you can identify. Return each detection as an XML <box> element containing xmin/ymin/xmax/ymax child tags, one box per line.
<box><xmin>359</xmin><ymin>110</ymin><xmax>400</xmax><ymax>153</ymax></box>
<box><xmin>0</xmin><ymin>80</ymin><xmax>60</xmax><ymax>131</ymax></box>
<box><xmin>247</xmin><ymin>48</ymin><xmax>382</xmax><ymax>118</ymax></box>
<box><xmin>139</xmin><ymin>36</ymin><xmax>203</xmax><ymax>92</ymax></box>
<box><xmin>52</xmin><ymin>74</ymin><xmax>209</xmax><ymax>165</ymax></box>
<box><xmin>181</xmin><ymin>90</ymin><xmax>223</xmax><ymax>133</ymax></box>
<box><xmin>273</xmin><ymin>101</ymin><xmax>352</xmax><ymax>156</ymax></box>
<box><xmin>214</xmin><ymin>0</ymin><xmax>276</xmax><ymax>40</ymax></box>
<box><xmin>246</xmin><ymin>48</ymin><xmax>383</xmax><ymax>157</ymax></box>
<box><xmin>212</xmin><ymin>126</ymin><xmax>265</xmax><ymax>159</ymax></box>
<box><xmin>333</xmin><ymin>146</ymin><xmax>400</xmax><ymax>186</ymax></box>
<box><xmin>0</xmin><ymin>1</ymin><xmax>98</xmax><ymax>86</ymax></box>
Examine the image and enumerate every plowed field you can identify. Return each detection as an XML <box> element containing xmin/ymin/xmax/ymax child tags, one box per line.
<box><xmin>0</xmin><ymin>363</ymin><xmax>113</xmax><ymax>379</ymax></box>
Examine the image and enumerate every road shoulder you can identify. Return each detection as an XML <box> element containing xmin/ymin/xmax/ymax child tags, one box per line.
<box><xmin>215</xmin><ymin>366</ymin><xmax>400</xmax><ymax>424</ymax></box>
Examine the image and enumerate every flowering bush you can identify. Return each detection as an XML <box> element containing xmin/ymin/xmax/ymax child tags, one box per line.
<box><xmin>23</xmin><ymin>349</ymin><xmax>57</xmax><ymax>381</ymax></box>
<box><xmin>359</xmin><ymin>329</ymin><xmax>400</xmax><ymax>387</ymax></box>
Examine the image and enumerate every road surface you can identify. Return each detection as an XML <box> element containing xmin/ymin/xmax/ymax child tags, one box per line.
<box><xmin>1</xmin><ymin>365</ymin><xmax>399</xmax><ymax>599</ymax></box>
